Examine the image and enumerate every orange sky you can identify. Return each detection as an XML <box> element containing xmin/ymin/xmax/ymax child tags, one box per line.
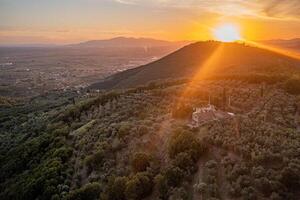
<box><xmin>1</xmin><ymin>0</ymin><xmax>300</xmax><ymax>44</ymax></box>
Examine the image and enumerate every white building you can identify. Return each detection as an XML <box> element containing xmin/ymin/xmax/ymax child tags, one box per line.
<box><xmin>191</xmin><ymin>104</ymin><xmax>234</xmax><ymax>126</ymax></box>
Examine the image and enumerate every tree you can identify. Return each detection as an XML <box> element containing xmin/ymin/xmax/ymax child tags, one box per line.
<box><xmin>106</xmin><ymin>177</ymin><xmax>127</xmax><ymax>200</ymax></box>
<box><xmin>255</xmin><ymin>177</ymin><xmax>272</xmax><ymax>196</ymax></box>
<box><xmin>118</xmin><ymin>122</ymin><xmax>132</xmax><ymax>138</ymax></box>
<box><xmin>172</xmin><ymin>105</ymin><xmax>193</xmax><ymax>119</ymax></box>
<box><xmin>241</xmin><ymin>186</ymin><xmax>257</xmax><ymax>200</ymax></box>
<box><xmin>172</xmin><ymin>152</ymin><xmax>195</xmax><ymax>173</ymax></box>
<box><xmin>155</xmin><ymin>174</ymin><xmax>169</xmax><ymax>200</ymax></box>
<box><xmin>85</xmin><ymin>150</ymin><xmax>105</xmax><ymax>172</ymax></box>
<box><xmin>164</xmin><ymin>166</ymin><xmax>184</xmax><ymax>187</ymax></box>
<box><xmin>131</xmin><ymin>152</ymin><xmax>150</xmax><ymax>172</ymax></box>
<box><xmin>168</xmin><ymin>130</ymin><xmax>205</xmax><ymax>161</ymax></box>
<box><xmin>53</xmin><ymin>147</ymin><xmax>73</xmax><ymax>163</ymax></box>
<box><xmin>66</xmin><ymin>182</ymin><xmax>101</xmax><ymax>200</ymax></box>
<box><xmin>280</xmin><ymin>166</ymin><xmax>300</xmax><ymax>190</ymax></box>
<box><xmin>285</xmin><ymin>79</ymin><xmax>300</xmax><ymax>95</ymax></box>
<box><xmin>125</xmin><ymin>172</ymin><xmax>153</xmax><ymax>200</ymax></box>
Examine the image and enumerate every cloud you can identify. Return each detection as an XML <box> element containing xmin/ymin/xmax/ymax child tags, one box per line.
<box><xmin>0</xmin><ymin>26</ymin><xmax>139</xmax><ymax>44</ymax></box>
<box><xmin>114</xmin><ymin>0</ymin><xmax>138</xmax><ymax>5</ymax></box>
<box><xmin>111</xmin><ymin>0</ymin><xmax>258</xmax><ymax>16</ymax></box>
<box><xmin>111</xmin><ymin>0</ymin><xmax>300</xmax><ymax>20</ymax></box>
<box><xmin>261</xmin><ymin>0</ymin><xmax>300</xmax><ymax>19</ymax></box>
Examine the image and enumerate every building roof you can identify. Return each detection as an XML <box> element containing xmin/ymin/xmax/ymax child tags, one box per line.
<box><xmin>192</xmin><ymin>105</ymin><xmax>234</xmax><ymax>126</ymax></box>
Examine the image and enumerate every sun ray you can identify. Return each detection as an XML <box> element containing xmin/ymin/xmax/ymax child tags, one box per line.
<box><xmin>245</xmin><ymin>40</ymin><xmax>300</xmax><ymax>60</ymax></box>
<box><xmin>176</xmin><ymin>42</ymin><xmax>225</xmax><ymax>107</ymax></box>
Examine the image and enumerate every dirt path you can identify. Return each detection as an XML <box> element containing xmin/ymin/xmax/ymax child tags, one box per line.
<box><xmin>142</xmin><ymin>115</ymin><xmax>178</xmax><ymax>200</ymax></box>
<box><xmin>141</xmin><ymin>115</ymin><xmax>173</xmax><ymax>166</ymax></box>
<box><xmin>192</xmin><ymin>145</ymin><xmax>241</xmax><ymax>200</ymax></box>
<box><xmin>192</xmin><ymin>153</ymin><xmax>210</xmax><ymax>200</ymax></box>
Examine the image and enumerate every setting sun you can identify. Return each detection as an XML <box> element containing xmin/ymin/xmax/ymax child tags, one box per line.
<box><xmin>213</xmin><ymin>24</ymin><xmax>242</xmax><ymax>42</ymax></box>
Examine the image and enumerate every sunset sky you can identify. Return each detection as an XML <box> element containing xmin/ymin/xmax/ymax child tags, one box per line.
<box><xmin>1</xmin><ymin>0</ymin><xmax>300</xmax><ymax>45</ymax></box>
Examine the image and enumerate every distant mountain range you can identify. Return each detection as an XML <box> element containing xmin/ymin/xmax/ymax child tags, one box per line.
<box><xmin>90</xmin><ymin>41</ymin><xmax>300</xmax><ymax>90</ymax></box>
<box><xmin>3</xmin><ymin>37</ymin><xmax>300</xmax><ymax>51</ymax></box>
<box><xmin>0</xmin><ymin>37</ymin><xmax>191</xmax><ymax>48</ymax></box>
<box><xmin>0</xmin><ymin>44</ymin><xmax>59</xmax><ymax>48</ymax></box>
<box><xmin>69</xmin><ymin>37</ymin><xmax>191</xmax><ymax>48</ymax></box>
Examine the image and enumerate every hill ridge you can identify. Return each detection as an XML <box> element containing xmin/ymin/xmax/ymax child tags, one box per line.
<box><xmin>90</xmin><ymin>41</ymin><xmax>300</xmax><ymax>90</ymax></box>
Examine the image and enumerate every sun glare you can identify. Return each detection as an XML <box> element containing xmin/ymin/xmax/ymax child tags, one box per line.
<box><xmin>213</xmin><ymin>24</ymin><xmax>241</xmax><ymax>42</ymax></box>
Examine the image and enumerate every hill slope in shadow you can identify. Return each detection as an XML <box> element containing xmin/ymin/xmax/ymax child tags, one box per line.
<box><xmin>90</xmin><ymin>41</ymin><xmax>300</xmax><ymax>90</ymax></box>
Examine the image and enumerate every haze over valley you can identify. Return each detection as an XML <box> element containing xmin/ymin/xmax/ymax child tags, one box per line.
<box><xmin>0</xmin><ymin>37</ymin><xmax>189</xmax><ymax>98</ymax></box>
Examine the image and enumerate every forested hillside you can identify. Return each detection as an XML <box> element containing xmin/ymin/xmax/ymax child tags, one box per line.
<box><xmin>1</xmin><ymin>74</ymin><xmax>300</xmax><ymax>199</ymax></box>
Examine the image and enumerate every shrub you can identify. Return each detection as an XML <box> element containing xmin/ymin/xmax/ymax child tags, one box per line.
<box><xmin>85</xmin><ymin>150</ymin><xmax>105</xmax><ymax>171</ymax></box>
<box><xmin>241</xmin><ymin>186</ymin><xmax>257</xmax><ymax>200</ymax></box>
<box><xmin>118</xmin><ymin>122</ymin><xmax>132</xmax><ymax>138</ymax></box>
<box><xmin>155</xmin><ymin>174</ymin><xmax>169</xmax><ymax>200</ymax></box>
<box><xmin>284</xmin><ymin>79</ymin><xmax>300</xmax><ymax>95</ymax></box>
<box><xmin>131</xmin><ymin>152</ymin><xmax>150</xmax><ymax>172</ymax></box>
<box><xmin>172</xmin><ymin>105</ymin><xmax>193</xmax><ymax>119</ymax></box>
<box><xmin>270</xmin><ymin>192</ymin><xmax>281</xmax><ymax>200</ymax></box>
<box><xmin>137</xmin><ymin>125</ymin><xmax>149</xmax><ymax>136</ymax></box>
<box><xmin>194</xmin><ymin>182</ymin><xmax>207</xmax><ymax>194</ymax></box>
<box><xmin>164</xmin><ymin>166</ymin><xmax>185</xmax><ymax>187</ymax></box>
<box><xmin>125</xmin><ymin>172</ymin><xmax>153</xmax><ymax>200</ymax></box>
<box><xmin>172</xmin><ymin>152</ymin><xmax>196</xmax><ymax>173</ymax></box>
<box><xmin>106</xmin><ymin>177</ymin><xmax>128</xmax><ymax>200</ymax></box>
<box><xmin>53</xmin><ymin>147</ymin><xmax>73</xmax><ymax>163</ymax></box>
<box><xmin>53</xmin><ymin>126</ymin><xmax>69</xmax><ymax>137</ymax></box>
<box><xmin>168</xmin><ymin>130</ymin><xmax>206</xmax><ymax>161</ymax></box>
<box><xmin>280</xmin><ymin>166</ymin><xmax>300</xmax><ymax>190</ymax></box>
<box><xmin>155</xmin><ymin>166</ymin><xmax>185</xmax><ymax>200</ymax></box>
<box><xmin>168</xmin><ymin>187</ymin><xmax>188</xmax><ymax>200</ymax></box>
<box><xmin>255</xmin><ymin>177</ymin><xmax>272</xmax><ymax>196</ymax></box>
<box><xmin>66</xmin><ymin>182</ymin><xmax>101</xmax><ymax>200</ymax></box>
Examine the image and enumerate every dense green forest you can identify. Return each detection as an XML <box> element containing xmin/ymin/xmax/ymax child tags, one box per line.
<box><xmin>1</xmin><ymin>73</ymin><xmax>300</xmax><ymax>199</ymax></box>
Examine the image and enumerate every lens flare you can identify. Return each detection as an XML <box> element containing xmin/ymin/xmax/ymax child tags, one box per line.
<box><xmin>213</xmin><ymin>24</ymin><xmax>241</xmax><ymax>42</ymax></box>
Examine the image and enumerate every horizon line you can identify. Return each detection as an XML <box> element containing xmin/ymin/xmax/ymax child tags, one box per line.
<box><xmin>1</xmin><ymin>36</ymin><xmax>300</xmax><ymax>47</ymax></box>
